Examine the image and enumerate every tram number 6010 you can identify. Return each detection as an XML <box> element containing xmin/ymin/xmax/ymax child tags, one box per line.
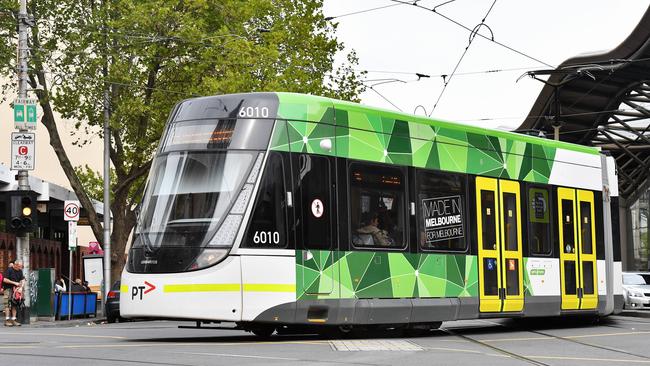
<box><xmin>238</xmin><ymin>106</ymin><xmax>269</xmax><ymax>118</ymax></box>
<box><xmin>253</xmin><ymin>231</ymin><xmax>280</xmax><ymax>245</ymax></box>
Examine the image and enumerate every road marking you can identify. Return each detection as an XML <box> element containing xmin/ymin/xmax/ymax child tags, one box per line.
<box><xmin>526</xmin><ymin>355</ymin><xmax>650</xmax><ymax>364</ymax></box>
<box><xmin>566</xmin><ymin>331</ymin><xmax>650</xmax><ymax>339</ymax></box>
<box><xmin>421</xmin><ymin>346</ymin><xmax>483</xmax><ymax>354</ymax></box>
<box><xmin>174</xmin><ymin>351</ymin><xmax>299</xmax><ymax>361</ymax></box>
<box><xmin>58</xmin><ymin>340</ymin><xmax>329</xmax><ymax>349</ymax></box>
<box><xmin>480</xmin><ymin>331</ymin><xmax>650</xmax><ymax>343</ymax></box>
<box><xmin>330</xmin><ymin>340</ymin><xmax>423</xmax><ymax>351</ymax></box>
<box><xmin>0</xmin><ymin>332</ymin><xmax>126</xmax><ymax>340</ymax></box>
<box><xmin>482</xmin><ymin>336</ymin><xmax>549</xmax><ymax>342</ymax></box>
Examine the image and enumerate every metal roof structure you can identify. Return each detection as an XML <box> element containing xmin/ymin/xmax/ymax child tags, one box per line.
<box><xmin>517</xmin><ymin>6</ymin><xmax>650</xmax><ymax>203</ymax></box>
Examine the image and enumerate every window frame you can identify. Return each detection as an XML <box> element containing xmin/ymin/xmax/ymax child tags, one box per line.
<box><xmin>294</xmin><ymin>153</ymin><xmax>334</xmax><ymax>251</ymax></box>
<box><xmin>526</xmin><ymin>184</ymin><xmax>554</xmax><ymax>257</ymax></box>
<box><xmin>347</xmin><ymin>160</ymin><xmax>409</xmax><ymax>252</ymax></box>
<box><xmin>242</xmin><ymin>151</ymin><xmax>290</xmax><ymax>249</ymax></box>
<box><xmin>415</xmin><ymin>168</ymin><xmax>470</xmax><ymax>254</ymax></box>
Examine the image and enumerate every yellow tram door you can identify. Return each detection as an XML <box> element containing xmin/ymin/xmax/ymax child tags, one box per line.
<box><xmin>577</xmin><ymin>190</ymin><xmax>598</xmax><ymax>310</ymax></box>
<box><xmin>558</xmin><ymin>188</ymin><xmax>598</xmax><ymax>310</ymax></box>
<box><xmin>476</xmin><ymin>177</ymin><xmax>524</xmax><ymax>313</ymax></box>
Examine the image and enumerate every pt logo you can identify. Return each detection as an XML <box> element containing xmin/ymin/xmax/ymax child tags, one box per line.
<box><xmin>131</xmin><ymin>281</ymin><xmax>156</xmax><ymax>300</ymax></box>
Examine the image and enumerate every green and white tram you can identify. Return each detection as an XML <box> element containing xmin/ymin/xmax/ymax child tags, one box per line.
<box><xmin>121</xmin><ymin>92</ymin><xmax>624</xmax><ymax>335</ymax></box>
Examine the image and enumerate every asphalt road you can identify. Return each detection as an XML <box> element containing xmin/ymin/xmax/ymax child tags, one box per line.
<box><xmin>0</xmin><ymin>315</ymin><xmax>649</xmax><ymax>365</ymax></box>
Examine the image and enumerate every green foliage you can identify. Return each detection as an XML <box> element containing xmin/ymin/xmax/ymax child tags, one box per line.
<box><xmin>0</xmin><ymin>0</ymin><xmax>364</xmax><ymax>270</ymax></box>
<box><xmin>0</xmin><ymin>0</ymin><xmax>363</xmax><ymax>206</ymax></box>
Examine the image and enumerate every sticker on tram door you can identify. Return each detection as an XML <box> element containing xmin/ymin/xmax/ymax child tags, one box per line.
<box><xmin>131</xmin><ymin>281</ymin><xmax>156</xmax><ymax>300</ymax></box>
<box><xmin>508</xmin><ymin>259</ymin><xmax>516</xmax><ymax>271</ymax></box>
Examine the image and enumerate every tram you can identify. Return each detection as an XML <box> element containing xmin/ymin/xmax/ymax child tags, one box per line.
<box><xmin>120</xmin><ymin>92</ymin><xmax>624</xmax><ymax>335</ymax></box>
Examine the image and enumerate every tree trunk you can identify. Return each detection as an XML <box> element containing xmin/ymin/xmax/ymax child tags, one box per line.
<box><xmin>109</xmin><ymin>190</ymin><xmax>136</xmax><ymax>285</ymax></box>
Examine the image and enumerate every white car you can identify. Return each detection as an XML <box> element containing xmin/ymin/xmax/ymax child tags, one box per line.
<box><xmin>623</xmin><ymin>272</ymin><xmax>650</xmax><ymax>309</ymax></box>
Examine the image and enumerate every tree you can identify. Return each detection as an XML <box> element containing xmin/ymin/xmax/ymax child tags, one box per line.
<box><xmin>0</xmin><ymin>0</ymin><xmax>365</xmax><ymax>281</ymax></box>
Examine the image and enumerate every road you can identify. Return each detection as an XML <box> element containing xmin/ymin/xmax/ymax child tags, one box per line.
<box><xmin>0</xmin><ymin>315</ymin><xmax>649</xmax><ymax>365</ymax></box>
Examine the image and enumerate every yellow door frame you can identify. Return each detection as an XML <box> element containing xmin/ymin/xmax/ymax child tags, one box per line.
<box><xmin>499</xmin><ymin>180</ymin><xmax>524</xmax><ymax>312</ymax></box>
<box><xmin>476</xmin><ymin>177</ymin><xmax>501</xmax><ymax>312</ymax></box>
<box><xmin>558</xmin><ymin>187</ymin><xmax>579</xmax><ymax>310</ymax></box>
<box><xmin>476</xmin><ymin>177</ymin><xmax>524</xmax><ymax>313</ymax></box>
<box><xmin>558</xmin><ymin>187</ymin><xmax>598</xmax><ymax>310</ymax></box>
<box><xmin>577</xmin><ymin>190</ymin><xmax>598</xmax><ymax>310</ymax></box>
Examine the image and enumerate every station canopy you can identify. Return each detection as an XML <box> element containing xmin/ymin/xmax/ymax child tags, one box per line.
<box><xmin>516</xmin><ymin>6</ymin><xmax>650</xmax><ymax>203</ymax></box>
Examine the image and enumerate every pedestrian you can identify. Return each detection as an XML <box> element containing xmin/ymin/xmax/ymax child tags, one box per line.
<box><xmin>54</xmin><ymin>276</ymin><xmax>66</xmax><ymax>293</ymax></box>
<box><xmin>71</xmin><ymin>278</ymin><xmax>85</xmax><ymax>292</ymax></box>
<box><xmin>3</xmin><ymin>260</ymin><xmax>25</xmax><ymax>326</ymax></box>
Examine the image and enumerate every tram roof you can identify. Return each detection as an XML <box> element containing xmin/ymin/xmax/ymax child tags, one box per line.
<box><xmin>273</xmin><ymin>92</ymin><xmax>600</xmax><ymax>156</ymax></box>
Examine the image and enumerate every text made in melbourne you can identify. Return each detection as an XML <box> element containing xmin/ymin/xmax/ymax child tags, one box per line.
<box><xmin>422</xmin><ymin>195</ymin><xmax>464</xmax><ymax>243</ymax></box>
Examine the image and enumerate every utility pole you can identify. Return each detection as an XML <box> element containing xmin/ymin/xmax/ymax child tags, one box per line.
<box><xmin>102</xmin><ymin>86</ymin><xmax>111</xmax><ymax>310</ymax></box>
<box><xmin>16</xmin><ymin>0</ymin><xmax>32</xmax><ymax>323</ymax></box>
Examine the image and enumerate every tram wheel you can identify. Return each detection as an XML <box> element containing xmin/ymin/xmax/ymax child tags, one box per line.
<box><xmin>251</xmin><ymin>326</ymin><xmax>276</xmax><ymax>338</ymax></box>
<box><xmin>338</xmin><ymin>324</ymin><xmax>354</xmax><ymax>334</ymax></box>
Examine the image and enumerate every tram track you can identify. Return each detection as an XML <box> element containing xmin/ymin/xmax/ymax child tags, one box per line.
<box><xmin>527</xmin><ymin>328</ymin><xmax>650</xmax><ymax>362</ymax></box>
<box><xmin>440</xmin><ymin>327</ymin><xmax>551</xmax><ymax>366</ymax></box>
<box><xmin>472</xmin><ymin>318</ymin><xmax>650</xmax><ymax>364</ymax></box>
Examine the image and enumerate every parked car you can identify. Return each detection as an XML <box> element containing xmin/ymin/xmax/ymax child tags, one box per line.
<box><xmin>622</xmin><ymin>272</ymin><xmax>650</xmax><ymax>309</ymax></box>
<box><xmin>105</xmin><ymin>280</ymin><xmax>122</xmax><ymax>323</ymax></box>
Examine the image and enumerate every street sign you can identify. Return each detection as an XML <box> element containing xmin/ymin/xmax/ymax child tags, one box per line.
<box><xmin>68</xmin><ymin>221</ymin><xmax>77</xmax><ymax>249</ymax></box>
<box><xmin>10</xmin><ymin>132</ymin><xmax>35</xmax><ymax>170</ymax></box>
<box><xmin>64</xmin><ymin>200</ymin><xmax>80</xmax><ymax>221</ymax></box>
<box><xmin>13</xmin><ymin>98</ymin><xmax>38</xmax><ymax>130</ymax></box>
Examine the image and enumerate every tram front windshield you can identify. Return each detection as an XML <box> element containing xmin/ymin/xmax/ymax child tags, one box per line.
<box><xmin>138</xmin><ymin>150</ymin><xmax>255</xmax><ymax>249</ymax></box>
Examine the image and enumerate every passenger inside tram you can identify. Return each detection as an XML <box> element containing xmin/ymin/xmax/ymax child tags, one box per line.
<box><xmin>355</xmin><ymin>211</ymin><xmax>395</xmax><ymax>247</ymax></box>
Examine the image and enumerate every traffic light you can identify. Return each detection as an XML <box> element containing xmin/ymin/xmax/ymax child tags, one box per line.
<box><xmin>5</xmin><ymin>191</ymin><xmax>37</xmax><ymax>234</ymax></box>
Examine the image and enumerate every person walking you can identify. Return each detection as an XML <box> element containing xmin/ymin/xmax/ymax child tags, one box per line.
<box><xmin>3</xmin><ymin>260</ymin><xmax>25</xmax><ymax>326</ymax></box>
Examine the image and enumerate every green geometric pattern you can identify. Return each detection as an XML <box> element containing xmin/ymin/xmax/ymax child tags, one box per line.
<box><xmin>272</xmin><ymin>93</ymin><xmax>599</xmax><ymax>184</ymax></box>
<box><xmin>523</xmin><ymin>257</ymin><xmax>533</xmax><ymax>296</ymax></box>
<box><xmin>297</xmin><ymin>250</ymin><xmax>478</xmax><ymax>301</ymax></box>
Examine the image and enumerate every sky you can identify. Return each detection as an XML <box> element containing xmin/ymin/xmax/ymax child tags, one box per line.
<box><xmin>323</xmin><ymin>0</ymin><xmax>650</xmax><ymax>128</ymax></box>
<box><xmin>0</xmin><ymin>0</ymin><xmax>649</xmax><ymax>243</ymax></box>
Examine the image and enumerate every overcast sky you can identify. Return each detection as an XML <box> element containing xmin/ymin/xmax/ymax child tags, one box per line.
<box><xmin>1</xmin><ymin>0</ymin><xmax>649</xmax><ymax>187</ymax></box>
<box><xmin>323</xmin><ymin>0</ymin><xmax>650</xmax><ymax>129</ymax></box>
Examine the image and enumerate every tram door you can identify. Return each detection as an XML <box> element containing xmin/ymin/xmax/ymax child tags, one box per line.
<box><xmin>557</xmin><ymin>188</ymin><xmax>597</xmax><ymax>310</ymax></box>
<box><xmin>476</xmin><ymin>177</ymin><xmax>524</xmax><ymax>313</ymax></box>
<box><xmin>292</xmin><ymin>153</ymin><xmax>336</xmax><ymax>295</ymax></box>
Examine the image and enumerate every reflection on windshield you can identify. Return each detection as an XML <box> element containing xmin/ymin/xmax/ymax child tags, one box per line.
<box><xmin>136</xmin><ymin>151</ymin><xmax>255</xmax><ymax>248</ymax></box>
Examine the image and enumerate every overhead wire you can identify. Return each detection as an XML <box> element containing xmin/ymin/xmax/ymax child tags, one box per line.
<box><xmin>389</xmin><ymin>0</ymin><xmax>553</xmax><ymax>68</ymax></box>
<box><xmin>429</xmin><ymin>0</ymin><xmax>497</xmax><ymax>115</ymax></box>
<box><xmin>324</xmin><ymin>3</ymin><xmax>404</xmax><ymax>20</ymax></box>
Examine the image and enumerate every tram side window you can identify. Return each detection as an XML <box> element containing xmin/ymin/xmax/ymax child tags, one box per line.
<box><xmin>349</xmin><ymin>163</ymin><xmax>406</xmax><ymax>249</ymax></box>
<box><xmin>562</xmin><ymin>199</ymin><xmax>575</xmax><ymax>252</ymax></box>
<box><xmin>528</xmin><ymin>187</ymin><xmax>552</xmax><ymax>255</ymax></box>
<box><xmin>416</xmin><ymin>170</ymin><xmax>467</xmax><ymax>251</ymax></box>
<box><xmin>243</xmin><ymin>153</ymin><xmax>288</xmax><ymax>248</ymax></box>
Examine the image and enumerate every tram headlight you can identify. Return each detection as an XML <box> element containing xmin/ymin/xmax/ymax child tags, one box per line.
<box><xmin>189</xmin><ymin>248</ymin><xmax>229</xmax><ymax>270</ymax></box>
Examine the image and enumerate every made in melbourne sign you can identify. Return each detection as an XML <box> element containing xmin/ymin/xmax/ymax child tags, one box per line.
<box><xmin>422</xmin><ymin>195</ymin><xmax>464</xmax><ymax>243</ymax></box>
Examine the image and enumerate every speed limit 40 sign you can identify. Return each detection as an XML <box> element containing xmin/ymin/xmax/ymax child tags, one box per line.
<box><xmin>64</xmin><ymin>200</ymin><xmax>80</xmax><ymax>221</ymax></box>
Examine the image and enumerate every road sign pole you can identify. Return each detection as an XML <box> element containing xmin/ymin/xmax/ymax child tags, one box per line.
<box><xmin>102</xmin><ymin>86</ymin><xmax>111</xmax><ymax>313</ymax></box>
<box><xmin>68</xmin><ymin>250</ymin><xmax>72</xmax><ymax>321</ymax></box>
<box><xmin>15</xmin><ymin>0</ymin><xmax>32</xmax><ymax>325</ymax></box>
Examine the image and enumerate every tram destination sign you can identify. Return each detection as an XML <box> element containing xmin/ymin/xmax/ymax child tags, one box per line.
<box><xmin>422</xmin><ymin>195</ymin><xmax>464</xmax><ymax>243</ymax></box>
<box><xmin>10</xmin><ymin>132</ymin><xmax>35</xmax><ymax>170</ymax></box>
